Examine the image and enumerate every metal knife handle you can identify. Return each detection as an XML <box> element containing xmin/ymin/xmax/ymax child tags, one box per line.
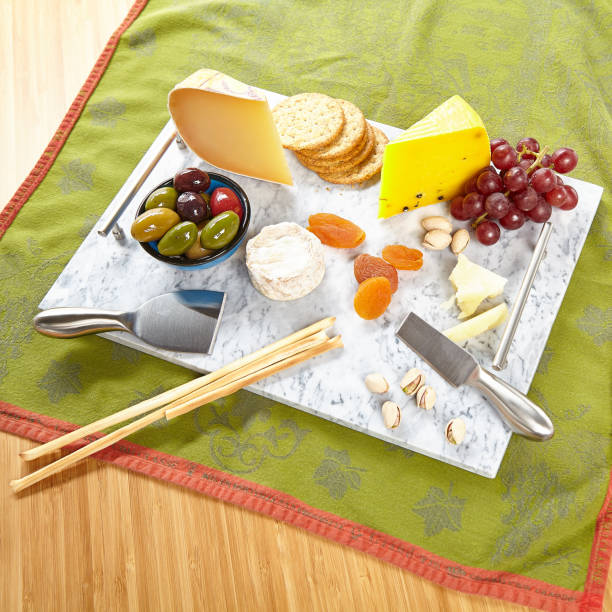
<box><xmin>468</xmin><ymin>367</ymin><xmax>554</xmax><ymax>441</ymax></box>
<box><xmin>33</xmin><ymin>308</ymin><xmax>132</xmax><ymax>338</ymax></box>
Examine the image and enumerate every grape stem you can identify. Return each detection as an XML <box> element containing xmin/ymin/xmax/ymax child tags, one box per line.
<box><xmin>472</xmin><ymin>212</ymin><xmax>488</xmax><ymax>228</ymax></box>
<box><xmin>526</xmin><ymin>145</ymin><xmax>551</xmax><ymax>174</ymax></box>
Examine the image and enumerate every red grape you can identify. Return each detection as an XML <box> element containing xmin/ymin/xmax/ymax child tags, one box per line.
<box><xmin>512</xmin><ymin>186</ymin><xmax>538</xmax><ymax>211</ymax></box>
<box><xmin>463</xmin><ymin>175</ymin><xmax>478</xmax><ymax>194</ymax></box>
<box><xmin>476</xmin><ymin>221</ymin><xmax>501</xmax><ymax>245</ymax></box>
<box><xmin>545</xmin><ymin>186</ymin><xmax>568</xmax><ymax>207</ymax></box>
<box><xmin>560</xmin><ymin>185</ymin><xmax>578</xmax><ymax>210</ymax></box>
<box><xmin>503</xmin><ymin>166</ymin><xmax>528</xmax><ymax>192</ymax></box>
<box><xmin>527</xmin><ymin>197</ymin><xmax>552</xmax><ymax>222</ymax></box>
<box><xmin>463</xmin><ymin>192</ymin><xmax>485</xmax><ymax>217</ymax></box>
<box><xmin>450</xmin><ymin>195</ymin><xmax>471</xmax><ymax>221</ymax></box>
<box><xmin>484</xmin><ymin>192</ymin><xmax>511</xmax><ymax>219</ymax></box>
<box><xmin>517</xmin><ymin>137</ymin><xmax>540</xmax><ymax>159</ymax></box>
<box><xmin>499</xmin><ymin>206</ymin><xmax>526</xmax><ymax>230</ymax></box>
<box><xmin>476</xmin><ymin>170</ymin><xmax>503</xmax><ymax>195</ymax></box>
<box><xmin>492</xmin><ymin>144</ymin><xmax>518</xmax><ymax>170</ymax></box>
<box><xmin>540</xmin><ymin>154</ymin><xmax>552</xmax><ymax>168</ymax></box>
<box><xmin>490</xmin><ymin>138</ymin><xmax>509</xmax><ymax>154</ymax></box>
<box><xmin>551</xmin><ymin>148</ymin><xmax>578</xmax><ymax>174</ymax></box>
<box><xmin>555</xmin><ymin>174</ymin><xmax>564</xmax><ymax>185</ymax></box>
<box><xmin>530</xmin><ymin>168</ymin><xmax>556</xmax><ymax>193</ymax></box>
<box><xmin>518</xmin><ymin>158</ymin><xmax>533</xmax><ymax>171</ymax></box>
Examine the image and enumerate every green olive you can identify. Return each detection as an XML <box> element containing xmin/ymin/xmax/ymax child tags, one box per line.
<box><xmin>157</xmin><ymin>221</ymin><xmax>198</xmax><ymax>256</ymax></box>
<box><xmin>185</xmin><ymin>225</ymin><xmax>215</xmax><ymax>260</ymax></box>
<box><xmin>144</xmin><ymin>187</ymin><xmax>178</xmax><ymax>210</ymax></box>
<box><xmin>131</xmin><ymin>208</ymin><xmax>181</xmax><ymax>242</ymax></box>
<box><xmin>200</xmin><ymin>211</ymin><xmax>240</xmax><ymax>250</ymax></box>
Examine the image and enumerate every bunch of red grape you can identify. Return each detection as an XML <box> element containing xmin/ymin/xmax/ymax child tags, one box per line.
<box><xmin>450</xmin><ymin>138</ymin><xmax>579</xmax><ymax>245</ymax></box>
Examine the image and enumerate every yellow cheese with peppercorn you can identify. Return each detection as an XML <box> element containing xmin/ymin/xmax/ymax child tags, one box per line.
<box><xmin>378</xmin><ymin>95</ymin><xmax>490</xmax><ymax>218</ymax></box>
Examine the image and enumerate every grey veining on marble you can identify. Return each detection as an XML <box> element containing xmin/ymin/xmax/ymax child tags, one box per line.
<box><xmin>39</xmin><ymin>90</ymin><xmax>604</xmax><ymax>478</ymax></box>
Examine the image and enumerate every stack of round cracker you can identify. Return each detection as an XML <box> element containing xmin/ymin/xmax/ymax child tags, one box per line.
<box><xmin>272</xmin><ymin>93</ymin><xmax>388</xmax><ymax>185</ymax></box>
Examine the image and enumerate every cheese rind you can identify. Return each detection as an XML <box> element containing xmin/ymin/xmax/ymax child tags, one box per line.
<box><xmin>378</xmin><ymin>95</ymin><xmax>490</xmax><ymax>218</ymax></box>
<box><xmin>246</xmin><ymin>223</ymin><xmax>325</xmax><ymax>301</ymax></box>
<box><xmin>443</xmin><ymin>303</ymin><xmax>508</xmax><ymax>344</ymax></box>
<box><xmin>168</xmin><ymin>69</ymin><xmax>293</xmax><ymax>185</ymax></box>
<box><xmin>449</xmin><ymin>254</ymin><xmax>507</xmax><ymax>319</ymax></box>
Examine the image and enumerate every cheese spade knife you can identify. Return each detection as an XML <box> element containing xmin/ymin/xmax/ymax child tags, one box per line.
<box><xmin>396</xmin><ymin>312</ymin><xmax>554</xmax><ymax>441</ymax></box>
<box><xmin>33</xmin><ymin>290</ymin><xmax>226</xmax><ymax>354</ymax></box>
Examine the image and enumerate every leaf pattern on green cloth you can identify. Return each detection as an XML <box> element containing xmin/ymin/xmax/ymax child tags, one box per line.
<box><xmin>383</xmin><ymin>442</ymin><xmax>415</xmax><ymax>459</ymax></box>
<box><xmin>540</xmin><ymin>546</ymin><xmax>583</xmax><ymax>577</ymax></box>
<box><xmin>494</xmin><ymin>460</ymin><xmax>570</xmax><ymax>561</ymax></box>
<box><xmin>576</xmin><ymin>305</ymin><xmax>611</xmax><ymax>345</ymax></box>
<box><xmin>127</xmin><ymin>28</ymin><xmax>156</xmax><ymax>56</ymax></box>
<box><xmin>111</xmin><ymin>342</ymin><xmax>141</xmax><ymax>364</ymax></box>
<box><xmin>193</xmin><ymin>393</ymin><xmax>310</xmax><ymax>473</ymax></box>
<box><xmin>57</xmin><ymin>159</ymin><xmax>95</xmax><ymax>194</ymax></box>
<box><xmin>536</xmin><ymin>344</ymin><xmax>553</xmax><ymax>375</ymax></box>
<box><xmin>531</xmin><ymin>386</ymin><xmax>590</xmax><ymax>422</ymax></box>
<box><xmin>78</xmin><ymin>213</ymin><xmax>101</xmax><ymax>239</ymax></box>
<box><xmin>38</xmin><ymin>356</ymin><xmax>82</xmax><ymax>404</ymax></box>
<box><xmin>0</xmin><ymin>241</ymin><xmax>67</xmax><ymax>384</ymax></box>
<box><xmin>313</xmin><ymin>447</ymin><xmax>367</xmax><ymax>500</ymax></box>
<box><xmin>591</xmin><ymin>209</ymin><xmax>612</xmax><ymax>261</ymax></box>
<box><xmin>412</xmin><ymin>483</ymin><xmax>466</xmax><ymax>537</ymax></box>
<box><xmin>88</xmin><ymin>97</ymin><xmax>126</xmax><ymax>128</ymax></box>
<box><xmin>495</xmin><ymin>426</ymin><xmax>607</xmax><ymax>565</ymax></box>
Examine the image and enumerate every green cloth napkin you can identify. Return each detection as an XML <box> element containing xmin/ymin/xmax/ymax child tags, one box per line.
<box><xmin>1</xmin><ymin>0</ymin><xmax>610</xmax><ymax>602</ymax></box>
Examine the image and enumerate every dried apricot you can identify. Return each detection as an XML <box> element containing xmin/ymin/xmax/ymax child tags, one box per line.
<box><xmin>382</xmin><ymin>245</ymin><xmax>423</xmax><ymax>270</ymax></box>
<box><xmin>354</xmin><ymin>277</ymin><xmax>392</xmax><ymax>320</ymax></box>
<box><xmin>307</xmin><ymin>213</ymin><xmax>365</xmax><ymax>248</ymax></box>
<box><xmin>354</xmin><ymin>254</ymin><xmax>398</xmax><ymax>293</ymax></box>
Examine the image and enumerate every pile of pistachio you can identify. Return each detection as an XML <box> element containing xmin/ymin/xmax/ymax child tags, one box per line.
<box><xmin>364</xmin><ymin>370</ymin><xmax>466</xmax><ymax>445</ymax></box>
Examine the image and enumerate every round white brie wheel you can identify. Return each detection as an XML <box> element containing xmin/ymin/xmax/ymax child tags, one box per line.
<box><xmin>246</xmin><ymin>222</ymin><xmax>325</xmax><ymax>301</ymax></box>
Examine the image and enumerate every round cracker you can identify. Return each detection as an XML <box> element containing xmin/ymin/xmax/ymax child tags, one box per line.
<box><xmin>318</xmin><ymin>126</ymin><xmax>389</xmax><ymax>184</ymax></box>
<box><xmin>272</xmin><ymin>93</ymin><xmax>345</xmax><ymax>151</ymax></box>
<box><xmin>297</xmin><ymin>123</ymin><xmax>375</xmax><ymax>173</ymax></box>
<box><xmin>298</xmin><ymin>99</ymin><xmax>366</xmax><ymax>161</ymax></box>
<box><xmin>296</xmin><ymin>121</ymin><xmax>370</xmax><ymax>169</ymax></box>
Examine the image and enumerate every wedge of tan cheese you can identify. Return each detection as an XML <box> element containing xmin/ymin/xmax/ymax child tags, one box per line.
<box><xmin>168</xmin><ymin>69</ymin><xmax>293</xmax><ymax>185</ymax></box>
<box><xmin>449</xmin><ymin>254</ymin><xmax>507</xmax><ymax>319</ymax></box>
<box><xmin>443</xmin><ymin>303</ymin><xmax>508</xmax><ymax>344</ymax></box>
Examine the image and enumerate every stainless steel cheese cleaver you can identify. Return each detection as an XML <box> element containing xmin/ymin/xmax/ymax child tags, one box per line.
<box><xmin>33</xmin><ymin>290</ymin><xmax>226</xmax><ymax>354</ymax></box>
<box><xmin>396</xmin><ymin>312</ymin><xmax>554</xmax><ymax>441</ymax></box>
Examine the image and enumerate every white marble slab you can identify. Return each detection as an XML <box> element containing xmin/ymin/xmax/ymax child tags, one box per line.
<box><xmin>40</xmin><ymin>90</ymin><xmax>603</xmax><ymax>478</ymax></box>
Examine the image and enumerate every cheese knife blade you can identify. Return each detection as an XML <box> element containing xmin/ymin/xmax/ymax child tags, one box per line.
<box><xmin>33</xmin><ymin>290</ymin><xmax>226</xmax><ymax>354</ymax></box>
<box><xmin>396</xmin><ymin>312</ymin><xmax>554</xmax><ymax>441</ymax></box>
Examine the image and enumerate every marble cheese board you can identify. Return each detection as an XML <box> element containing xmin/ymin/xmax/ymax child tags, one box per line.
<box><xmin>40</xmin><ymin>90</ymin><xmax>603</xmax><ymax>478</ymax></box>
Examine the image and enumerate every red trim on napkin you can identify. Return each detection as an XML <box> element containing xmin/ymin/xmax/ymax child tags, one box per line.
<box><xmin>2</xmin><ymin>400</ymin><xmax>611</xmax><ymax>612</ymax></box>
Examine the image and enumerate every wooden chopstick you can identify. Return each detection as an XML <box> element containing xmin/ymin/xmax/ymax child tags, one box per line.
<box><xmin>10</xmin><ymin>332</ymin><xmax>341</xmax><ymax>493</ymax></box>
<box><xmin>20</xmin><ymin>316</ymin><xmax>335</xmax><ymax>462</ymax></box>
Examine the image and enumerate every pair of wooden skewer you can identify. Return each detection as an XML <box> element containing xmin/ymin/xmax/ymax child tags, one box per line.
<box><xmin>10</xmin><ymin>317</ymin><xmax>341</xmax><ymax>493</ymax></box>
